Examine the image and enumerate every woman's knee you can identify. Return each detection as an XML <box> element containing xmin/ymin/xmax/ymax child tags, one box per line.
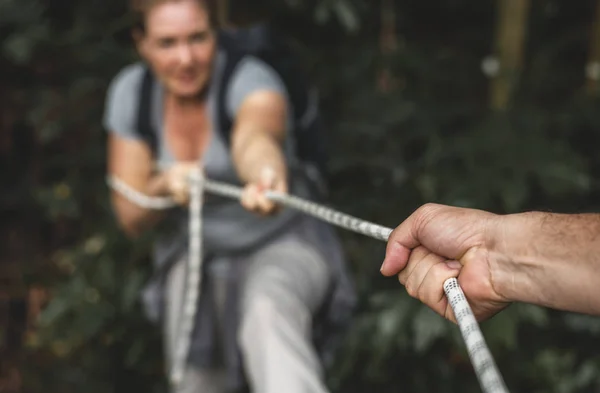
<box><xmin>237</xmin><ymin>292</ymin><xmax>311</xmax><ymax>351</ymax></box>
<box><xmin>245</xmin><ymin>246</ymin><xmax>331</xmax><ymax>313</ymax></box>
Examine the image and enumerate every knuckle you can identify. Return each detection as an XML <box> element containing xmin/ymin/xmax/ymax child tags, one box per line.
<box><xmin>416</xmin><ymin>288</ymin><xmax>428</xmax><ymax>304</ymax></box>
<box><xmin>414</xmin><ymin>203</ymin><xmax>444</xmax><ymax>228</ymax></box>
<box><xmin>397</xmin><ymin>271</ymin><xmax>407</xmax><ymax>285</ymax></box>
<box><xmin>420</xmin><ymin>266</ymin><xmax>443</xmax><ymax>300</ymax></box>
<box><xmin>405</xmin><ymin>281</ymin><xmax>418</xmax><ymax>298</ymax></box>
<box><xmin>432</xmin><ymin>261</ymin><xmax>452</xmax><ymax>282</ymax></box>
<box><xmin>412</xmin><ymin>245</ymin><xmax>429</xmax><ymax>259</ymax></box>
<box><xmin>418</xmin><ymin>203</ymin><xmax>443</xmax><ymax>215</ymax></box>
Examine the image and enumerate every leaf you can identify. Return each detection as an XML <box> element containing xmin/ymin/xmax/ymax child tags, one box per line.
<box><xmin>282</xmin><ymin>0</ymin><xmax>304</xmax><ymax>9</ymax></box>
<box><xmin>73</xmin><ymin>302</ymin><xmax>115</xmax><ymax>342</ymax></box>
<box><xmin>515</xmin><ymin>304</ymin><xmax>549</xmax><ymax>327</ymax></box>
<box><xmin>368</xmin><ymin>289</ymin><xmax>399</xmax><ymax>308</ymax></box>
<box><xmin>535</xmin><ymin>349</ymin><xmax>576</xmax><ymax>386</ymax></box>
<box><xmin>3</xmin><ymin>33</ymin><xmax>35</xmax><ymax>64</ymax></box>
<box><xmin>412</xmin><ymin>306</ymin><xmax>448</xmax><ymax>353</ymax></box>
<box><xmin>38</xmin><ymin>122</ymin><xmax>63</xmax><ymax>143</ymax></box>
<box><xmin>93</xmin><ymin>255</ymin><xmax>116</xmax><ymax>294</ymax></box>
<box><xmin>125</xmin><ymin>338</ymin><xmax>146</xmax><ymax>367</ymax></box>
<box><xmin>563</xmin><ymin>313</ymin><xmax>600</xmax><ymax>335</ymax></box>
<box><xmin>482</xmin><ymin>307</ymin><xmax>519</xmax><ymax>350</ymax></box>
<box><xmin>314</xmin><ymin>3</ymin><xmax>330</xmax><ymax>25</ymax></box>
<box><xmin>121</xmin><ymin>271</ymin><xmax>146</xmax><ymax>313</ymax></box>
<box><xmin>333</xmin><ymin>0</ymin><xmax>359</xmax><ymax>33</ymax></box>
<box><xmin>0</xmin><ymin>0</ymin><xmax>44</xmax><ymax>25</ymax></box>
<box><xmin>500</xmin><ymin>181</ymin><xmax>529</xmax><ymax>212</ymax></box>
<box><xmin>38</xmin><ymin>297</ymin><xmax>70</xmax><ymax>328</ymax></box>
<box><xmin>38</xmin><ymin>274</ymin><xmax>89</xmax><ymax>327</ymax></box>
<box><xmin>568</xmin><ymin>360</ymin><xmax>599</xmax><ymax>391</ymax></box>
<box><xmin>415</xmin><ymin>173</ymin><xmax>437</xmax><ymax>200</ymax></box>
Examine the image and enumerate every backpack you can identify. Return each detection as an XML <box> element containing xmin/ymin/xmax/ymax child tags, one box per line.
<box><xmin>136</xmin><ymin>23</ymin><xmax>329</xmax><ymax>197</ymax></box>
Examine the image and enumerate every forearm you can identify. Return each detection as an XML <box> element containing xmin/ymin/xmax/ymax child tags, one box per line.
<box><xmin>232</xmin><ymin>128</ymin><xmax>287</xmax><ymax>185</ymax></box>
<box><xmin>490</xmin><ymin>211</ymin><xmax>600</xmax><ymax>315</ymax></box>
<box><xmin>111</xmin><ymin>171</ymin><xmax>171</xmax><ymax>238</ymax></box>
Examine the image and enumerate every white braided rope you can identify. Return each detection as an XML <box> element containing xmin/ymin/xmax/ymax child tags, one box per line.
<box><xmin>444</xmin><ymin>280</ymin><xmax>508</xmax><ymax>392</ymax></box>
<box><xmin>169</xmin><ymin>169</ymin><xmax>204</xmax><ymax>386</ymax></box>
<box><xmin>202</xmin><ymin>179</ymin><xmax>393</xmax><ymax>241</ymax></box>
<box><xmin>107</xmin><ymin>176</ymin><xmax>177</xmax><ymax>209</ymax></box>
<box><xmin>106</xmin><ymin>175</ymin><xmax>509</xmax><ymax>393</ymax></box>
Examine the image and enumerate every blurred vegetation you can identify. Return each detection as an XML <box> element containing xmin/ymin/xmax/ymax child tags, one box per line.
<box><xmin>3</xmin><ymin>0</ymin><xmax>600</xmax><ymax>392</ymax></box>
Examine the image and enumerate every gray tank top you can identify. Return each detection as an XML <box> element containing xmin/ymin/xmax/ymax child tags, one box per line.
<box><xmin>103</xmin><ymin>50</ymin><xmax>315</xmax><ymax>263</ymax></box>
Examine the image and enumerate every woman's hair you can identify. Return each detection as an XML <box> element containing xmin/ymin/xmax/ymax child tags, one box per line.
<box><xmin>130</xmin><ymin>0</ymin><xmax>213</xmax><ymax>32</ymax></box>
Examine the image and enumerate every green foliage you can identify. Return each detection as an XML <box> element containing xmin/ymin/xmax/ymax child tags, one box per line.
<box><xmin>24</xmin><ymin>228</ymin><xmax>166</xmax><ymax>393</ymax></box>
<box><xmin>3</xmin><ymin>0</ymin><xmax>600</xmax><ymax>392</ymax></box>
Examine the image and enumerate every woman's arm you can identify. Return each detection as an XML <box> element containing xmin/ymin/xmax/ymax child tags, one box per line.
<box><xmin>107</xmin><ymin>134</ymin><xmax>171</xmax><ymax>238</ymax></box>
<box><xmin>231</xmin><ymin>90</ymin><xmax>288</xmax><ymax>184</ymax></box>
<box><xmin>231</xmin><ymin>90</ymin><xmax>289</xmax><ymax>215</ymax></box>
<box><xmin>104</xmin><ymin>65</ymin><xmax>202</xmax><ymax>237</ymax></box>
<box><xmin>103</xmin><ymin>66</ymin><xmax>173</xmax><ymax>237</ymax></box>
<box><xmin>226</xmin><ymin>56</ymin><xmax>291</xmax><ymax>215</ymax></box>
<box><xmin>108</xmin><ymin>133</ymin><xmax>201</xmax><ymax>237</ymax></box>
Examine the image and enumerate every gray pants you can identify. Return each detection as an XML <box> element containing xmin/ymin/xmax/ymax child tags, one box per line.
<box><xmin>164</xmin><ymin>234</ymin><xmax>332</xmax><ymax>393</ymax></box>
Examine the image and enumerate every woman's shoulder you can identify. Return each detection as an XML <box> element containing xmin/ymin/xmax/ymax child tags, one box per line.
<box><xmin>103</xmin><ymin>62</ymin><xmax>148</xmax><ymax>138</ymax></box>
<box><xmin>106</xmin><ymin>61</ymin><xmax>148</xmax><ymax>99</ymax></box>
<box><xmin>224</xmin><ymin>54</ymin><xmax>288</xmax><ymax>117</ymax></box>
<box><xmin>231</xmin><ymin>55</ymin><xmax>283</xmax><ymax>85</ymax></box>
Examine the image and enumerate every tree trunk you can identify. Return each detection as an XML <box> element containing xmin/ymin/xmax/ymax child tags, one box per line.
<box><xmin>216</xmin><ymin>0</ymin><xmax>229</xmax><ymax>28</ymax></box>
<box><xmin>490</xmin><ymin>0</ymin><xmax>531</xmax><ymax>110</ymax></box>
<box><xmin>377</xmin><ymin>0</ymin><xmax>400</xmax><ymax>93</ymax></box>
<box><xmin>586</xmin><ymin>0</ymin><xmax>600</xmax><ymax>95</ymax></box>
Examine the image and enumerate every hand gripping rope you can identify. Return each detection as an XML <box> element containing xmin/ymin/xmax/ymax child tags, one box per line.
<box><xmin>106</xmin><ymin>173</ymin><xmax>510</xmax><ymax>393</ymax></box>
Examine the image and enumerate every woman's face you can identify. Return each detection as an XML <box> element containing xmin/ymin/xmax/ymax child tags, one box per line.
<box><xmin>138</xmin><ymin>0</ymin><xmax>216</xmax><ymax>98</ymax></box>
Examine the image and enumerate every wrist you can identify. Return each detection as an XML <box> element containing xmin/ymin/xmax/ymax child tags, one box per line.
<box><xmin>239</xmin><ymin>150</ymin><xmax>287</xmax><ymax>185</ymax></box>
<box><xmin>147</xmin><ymin>171</ymin><xmax>172</xmax><ymax>197</ymax></box>
<box><xmin>234</xmin><ymin>133</ymin><xmax>287</xmax><ymax>185</ymax></box>
<box><xmin>486</xmin><ymin>211</ymin><xmax>547</xmax><ymax>304</ymax></box>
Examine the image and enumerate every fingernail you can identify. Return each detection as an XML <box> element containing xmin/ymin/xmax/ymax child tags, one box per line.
<box><xmin>380</xmin><ymin>259</ymin><xmax>387</xmax><ymax>272</ymax></box>
<box><xmin>446</xmin><ymin>260</ymin><xmax>462</xmax><ymax>270</ymax></box>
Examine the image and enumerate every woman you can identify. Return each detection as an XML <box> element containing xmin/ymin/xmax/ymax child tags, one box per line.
<box><xmin>103</xmin><ymin>1</ymin><xmax>356</xmax><ymax>392</ymax></box>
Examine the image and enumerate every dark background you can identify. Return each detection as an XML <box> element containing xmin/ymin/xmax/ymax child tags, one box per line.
<box><xmin>2</xmin><ymin>0</ymin><xmax>600</xmax><ymax>392</ymax></box>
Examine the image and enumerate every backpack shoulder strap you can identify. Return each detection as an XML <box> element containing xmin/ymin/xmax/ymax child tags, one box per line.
<box><xmin>137</xmin><ymin>65</ymin><xmax>158</xmax><ymax>156</ymax></box>
<box><xmin>215</xmin><ymin>32</ymin><xmax>246</xmax><ymax>145</ymax></box>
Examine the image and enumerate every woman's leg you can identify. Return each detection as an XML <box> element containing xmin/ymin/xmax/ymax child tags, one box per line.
<box><xmin>238</xmin><ymin>237</ymin><xmax>332</xmax><ymax>393</ymax></box>
<box><xmin>164</xmin><ymin>257</ymin><xmax>227</xmax><ymax>393</ymax></box>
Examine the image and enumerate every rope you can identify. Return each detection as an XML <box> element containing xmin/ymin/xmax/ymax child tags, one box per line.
<box><xmin>170</xmin><ymin>169</ymin><xmax>204</xmax><ymax>385</ymax></box>
<box><xmin>106</xmin><ymin>174</ymin><xmax>510</xmax><ymax>393</ymax></box>
<box><xmin>203</xmin><ymin>179</ymin><xmax>393</xmax><ymax>241</ymax></box>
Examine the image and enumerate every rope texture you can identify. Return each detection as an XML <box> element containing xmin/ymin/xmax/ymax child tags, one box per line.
<box><xmin>106</xmin><ymin>175</ymin><xmax>509</xmax><ymax>393</ymax></box>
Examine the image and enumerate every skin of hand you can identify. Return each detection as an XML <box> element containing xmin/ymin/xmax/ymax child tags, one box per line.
<box><xmin>165</xmin><ymin>162</ymin><xmax>288</xmax><ymax>216</ymax></box>
<box><xmin>240</xmin><ymin>166</ymin><xmax>287</xmax><ymax>216</ymax></box>
<box><xmin>380</xmin><ymin>203</ymin><xmax>512</xmax><ymax>323</ymax></box>
<box><xmin>229</xmin><ymin>88</ymin><xmax>290</xmax><ymax>217</ymax></box>
<box><xmin>163</xmin><ymin>161</ymin><xmax>203</xmax><ymax>205</ymax></box>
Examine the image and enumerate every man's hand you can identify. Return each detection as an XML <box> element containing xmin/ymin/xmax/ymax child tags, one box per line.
<box><xmin>380</xmin><ymin>203</ymin><xmax>511</xmax><ymax>322</ymax></box>
<box><xmin>240</xmin><ymin>166</ymin><xmax>287</xmax><ymax>216</ymax></box>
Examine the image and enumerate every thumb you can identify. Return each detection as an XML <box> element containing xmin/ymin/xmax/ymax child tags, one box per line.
<box><xmin>380</xmin><ymin>206</ymin><xmax>424</xmax><ymax>276</ymax></box>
